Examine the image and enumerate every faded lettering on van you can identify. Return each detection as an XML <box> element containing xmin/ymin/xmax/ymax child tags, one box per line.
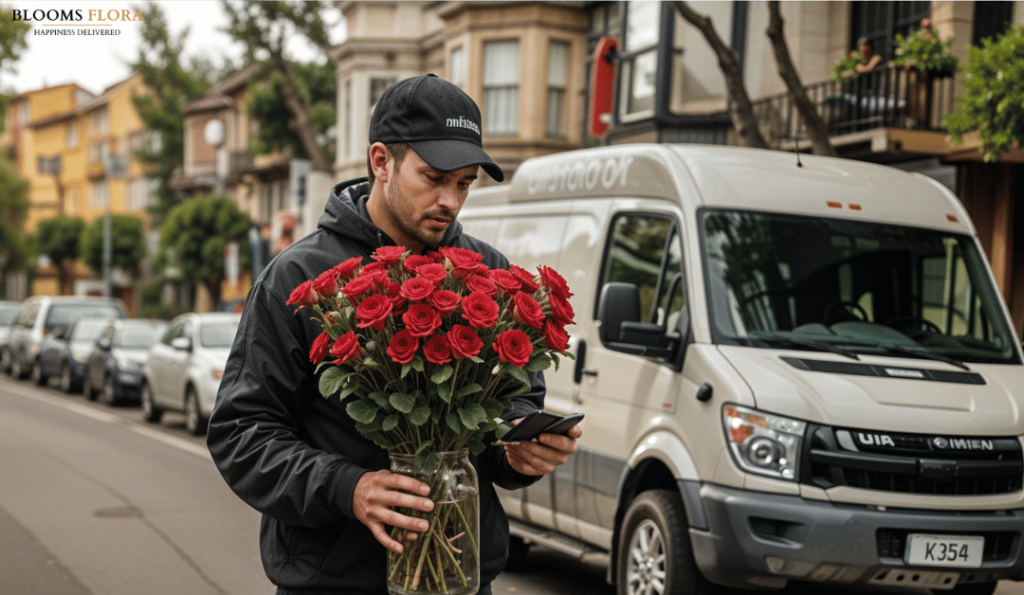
<box><xmin>528</xmin><ymin>155</ymin><xmax>635</xmax><ymax>195</ymax></box>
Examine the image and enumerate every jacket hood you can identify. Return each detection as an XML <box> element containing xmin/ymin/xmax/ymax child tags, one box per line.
<box><xmin>318</xmin><ymin>177</ymin><xmax>465</xmax><ymax>251</ymax></box>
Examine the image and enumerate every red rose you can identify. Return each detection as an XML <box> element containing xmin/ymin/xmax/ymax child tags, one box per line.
<box><xmin>426</xmin><ymin>250</ymin><xmax>444</xmax><ymax>263</ymax></box>
<box><xmin>539</xmin><ymin>265</ymin><xmax>572</xmax><ymax>298</ymax></box>
<box><xmin>330</xmin><ymin>331</ymin><xmax>362</xmax><ymax>364</ymax></box>
<box><xmin>440</xmin><ymin>246</ymin><xmax>484</xmax><ymax>271</ymax></box>
<box><xmin>493</xmin><ymin>329</ymin><xmax>533</xmax><ymax>368</ymax></box>
<box><xmin>403</xmin><ymin>254</ymin><xmax>434</xmax><ymax>274</ymax></box>
<box><xmin>390</xmin><ymin>295</ymin><xmax>408</xmax><ymax>317</ymax></box>
<box><xmin>341</xmin><ymin>275</ymin><xmax>377</xmax><ymax>301</ymax></box>
<box><xmin>417</xmin><ymin>263</ymin><xmax>448</xmax><ymax>287</ymax></box>
<box><xmin>309</xmin><ymin>331</ymin><xmax>331</xmax><ymax>364</ymax></box>
<box><xmin>333</xmin><ymin>256</ymin><xmax>363</xmax><ymax>279</ymax></box>
<box><xmin>386</xmin><ymin>329</ymin><xmax>418</xmax><ymax>364</ymax></box>
<box><xmin>312</xmin><ymin>269</ymin><xmax>339</xmax><ymax>297</ymax></box>
<box><xmin>423</xmin><ymin>334</ymin><xmax>452</xmax><ymax>365</ymax></box>
<box><xmin>512</xmin><ymin>292</ymin><xmax>545</xmax><ymax>329</ymax></box>
<box><xmin>428</xmin><ymin>290</ymin><xmax>460</xmax><ymax>316</ymax></box>
<box><xmin>447</xmin><ymin>325</ymin><xmax>484</xmax><ymax>359</ymax></box>
<box><xmin>286</xmin><ymin>280</ymin><xmax>319</xmax><ymax>308</ymax></box>
<box><xmin>355</xmin><ymin>294</ymin><xmax>393</xmax><ymax>331</ymax></box>
<box><xmin>548</xmin><ymin>293</ymin><xmax>576</xmax><ymax>325</ymax></box>
<box><xmin>373</xmin><ymin>246</ymin><xmax>407</xmax><ymax>266</ymax></box>
<box><xmin>465</xmin><ymin>274</ymin><xmax>499</xmax><ymax>297</ymax></box>
<box><xmin>543</xmin><ymin>319</ymin><xmax>569</xmax><ymax>354</ymax></box>
<box><xmin>488</xmin><ymin>269</ymin><xmax>521</xmax><ymax>298</ymax></box>
<box><xmin>403</xmin><ymin>303</ymin><xmax>442</xmax><ymax>337</ymax></box>
<box><xmin>461</xmin><ymin>291</ymin><xmax>500</xmax><ymax>328</ymax></box>
<box><xmin>400</xmin><ymin>277</ymin><xmax>435</xmax><ymax>302</ymax></box>
<box><xmin>362</xmin><ymin>261</ymin><xmax>384</xmax><ymax>274</ymax></box>
<box><xmin>509</xmin><ymin>264</ymin><xmax>540</xmax><ymax>294</ymax></box>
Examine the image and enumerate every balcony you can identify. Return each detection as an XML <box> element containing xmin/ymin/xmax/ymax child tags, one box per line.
<box><xmin>752</xmin><ymin>65</ymin><xmax>957</xmax><ymax>159</ymax></box>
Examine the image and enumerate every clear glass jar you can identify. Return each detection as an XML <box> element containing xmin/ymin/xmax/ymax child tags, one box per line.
<box><xmin>387</xmin><ymin>449</ymin><xmax>480</xmax><ymax>595</ymax></box>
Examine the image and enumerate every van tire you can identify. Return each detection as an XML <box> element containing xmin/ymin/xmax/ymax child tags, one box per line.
<box><xmin>944</xmin><ymin>583</ymin><xmax>997</xmax><ymax>595</ymax></box>
<box><xmin>617</xmin><ymin>489</ymin><xmax>711</xmax><ymax>595</ymax></box>
<box><xmin>31</xmin><ymin>359</ymin><xmax>46</xmax><ymax>386</ymax></box>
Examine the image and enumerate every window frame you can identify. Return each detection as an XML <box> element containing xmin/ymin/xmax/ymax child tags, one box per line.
<box><xmin>546</xmin><ymin>40</ymin><xmax>571</xmax><ymax>138</ymax></box>
<box><xmin>482</xmin><ymin>38</ymin><xmax>522</xmax><ymax>136</ymax></box>
<box><xmin>618</xmin><ymin>0</ymin><xmax>661</xmax><ymax>121</ymax></box>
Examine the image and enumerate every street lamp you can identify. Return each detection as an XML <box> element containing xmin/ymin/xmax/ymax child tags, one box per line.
<box><xmin>103</xmin><ymin>153</ymin><xmax>128</xmax><ymax>298</ymax></box>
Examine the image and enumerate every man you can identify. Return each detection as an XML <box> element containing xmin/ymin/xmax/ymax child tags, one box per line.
<box><xmin>207</xmin><ymin>74</ymin><xmax>581</xmax><ymax>595</ymax></box>
<box><xmin>854</xmin><ymin>37</ymin><xmax>882</xmax><ymax>74</ymax></box>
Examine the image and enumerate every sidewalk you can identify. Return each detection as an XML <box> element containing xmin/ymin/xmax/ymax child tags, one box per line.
<box><xmin>0</xmin><ymin>502</ymin><xmax>93</xmax><ymax>595</ymax></box>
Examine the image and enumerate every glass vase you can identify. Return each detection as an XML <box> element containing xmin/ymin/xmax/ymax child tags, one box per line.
<box><xmin>387</xmin><ymin>449</ymin><xmax>480</xmax><ymax>595</ymax></box>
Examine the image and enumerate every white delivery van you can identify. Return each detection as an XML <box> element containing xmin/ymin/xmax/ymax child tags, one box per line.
<box><xmin>459</xmin><ymin>144</ymin><xmax>1024</xmax><ymax>595</ymax></box>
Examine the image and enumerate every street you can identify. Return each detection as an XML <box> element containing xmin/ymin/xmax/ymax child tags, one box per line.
<box><xmin>1</xmin><ymin>374</ymin><xmax>1023</xmax><ymax>595</ymax></box>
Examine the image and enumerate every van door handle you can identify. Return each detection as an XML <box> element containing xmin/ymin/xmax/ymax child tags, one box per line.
<box><xmin>582</xmin><ymin>369</ymin><xmax>598</xmax><ymax>377</ymax></box>
<box><xmin>573</xmin><ymin>340</ymin><xmax>588</xmax><ymax>383</ymax></box>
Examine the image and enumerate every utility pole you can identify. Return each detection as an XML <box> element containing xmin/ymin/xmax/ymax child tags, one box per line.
<box><xmin>104</xmin><ymin>153</ymin><xmax>128</xmax><ymax>298</ymax></box>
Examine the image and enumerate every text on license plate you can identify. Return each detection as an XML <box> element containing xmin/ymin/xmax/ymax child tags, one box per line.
<box><xmin>905</xmin><ymin>534</ymin><xmax>984</xmax><ymax>568</ymax></box>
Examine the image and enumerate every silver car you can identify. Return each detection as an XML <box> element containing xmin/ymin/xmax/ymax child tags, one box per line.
<box><xmin>141</xmin><ymin>312</ymin><xmax>241</xmax><ymax>435</ymax></box>
<box><xmin>8</xmin><ymin>296</ymin><xmax>128</xmax><ymax>381</ymax></box>
<box><xmin>0</xmin><ymin>300</ymin><xmax>22</xmax><ymax>373</ymax></box>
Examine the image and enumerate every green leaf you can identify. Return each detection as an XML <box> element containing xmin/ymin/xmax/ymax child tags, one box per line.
<box><xmin>438</xmin><ymin>383</ymin><xmax>452</xmax><ymax>404</ymax></box>
<box><xmin>369</xmin><ymin>392</ymin><xmax>391</xmax><ymax>410</ymax></box>
<box><xmin>415</xmin><ymin>440</ymin><xmax>438</xmax><ymax>475</ymax></box>
<box><xmin>401</xmin><ymin>362</ymin><xmax>413</xmax><ymax>379</ymax></box>
<box><xmin>551</xmin><ymin>354</ymin><xmax>560</xmax><ymax>372</ymax></box>
<box><xmin>431</xmin><ymin>364</ymin><xmax>453</xmax><ymax>384</ymax></box>
<box><xmin>346</xmin><ymin>399</ymin><xmax>378</xmax><ymax>424</ymax></box>
<box><xmin>371</xmin><ymin>433</ymin><xmax>395</xmax><ymax>450</ymax></box>
<box><xmin>409</xmin><ymin>405</ymin><xmax>431</xmax><ymax>426</ymax></box>
<box><xmin>382</xmin><ymin>413</ymin><xmax>401</xmax><ymax>432</ymax></box>
<box><xmin>319</xmin><ymin>367</ymin><xmax>348</xmax><ymax>397</ymax></box>
<box><xmin>315</xmin><ymin>361</ymin><xmax>335</xmax><ymax>375</ymax></box>
<box><xmin>482</xmin><ymin>398</ymin><xmax>506</xmax><ymax>418</ymax></box>
<box><xmin>469</xmin><ymin>437</ymin><xmax>487</xmax><ymax>456</ymax></box>
<box><xmin>445</xmin><ymin>413</ymin><xmax>463</xmax><ymax>434</ymax></box>
<box><xmin>524</xmin><ymin>355</ymin><xmax>552</xmax><ymax>373</ymax></box>
<box><xmin>389</xmin><ymin>392</ymin><xmax>416</xmax><ymax>414</ymax></box>
<box><xmin>458</xmin><ymin>403</ymin><xmax>488</xmax><ymax>431</ymax></box>
<box><xmin>470</xmin><ymin>356</ymin><xmax>485</xmax><ymax>364</ymax></box>
<box><xmin>456</xmin><ymin>383</ymin><xmax>483</xmax><ymax>399</ymax></box>
<box><xmin>506</xmin><ymin>382</ymin><xmax>531</xmax><ymax>399</ymax></box>
<box><xmin>339</xmin><ymin>382</ymin><xmax>360</xmax><ymax>400</ymax></box>
<box><xmin>411</xmin><ymin>355</ymin><xmax>425</xmax><ymax>373</ymax></box>
<box><xmin>506</xmin><ymin>364</ymin><xmax>530</xmax><ymax>386</ymax></box>
<box><xmin>356</xmin><ymin>419</ymin><xmax>381</xmax><ymax>433</ymax></box>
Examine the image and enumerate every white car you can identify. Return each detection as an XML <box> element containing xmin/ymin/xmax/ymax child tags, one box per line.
<box><xmin>141</xmin><ymin>312</ymin><xmax>240</xmax><ymax>435</ymax></box>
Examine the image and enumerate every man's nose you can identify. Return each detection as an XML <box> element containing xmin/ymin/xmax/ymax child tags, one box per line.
<box><xmin>437</xmin><ymin>183</ymin><xmax>460</xmax><ymax>211</ymax></box>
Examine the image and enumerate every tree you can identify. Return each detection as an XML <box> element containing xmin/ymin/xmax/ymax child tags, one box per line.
<box><xmin>765</xmin><ymin>1</ymin><xmax>837</xmax><ymax>157</ymax></box>
<box><xmin>945</xmin><ymin>26</ymin><xmax>1024</xmax><ymax>163</ymax></box>
<box><xmin>247</xmin><ymin>60</ymin><xmax>336</xmax><ymax>162</ymax></box>
<box><xmin>0</xmin><ymin>8</ymin><xmax>31</xmax><ymax>291</ymax></box>
<box><xmin>670</xmin><ymin>2</ymin><xmax>768</xmax><ymax>149</ymax></box>
<box><xmin>129</xmin><ymin>2</ymin><xmax>214</xmax><ymax>224</ymax></box>
<box><xmin>80</xmin><ymin>215</ymin><xmax>147</xmax><ymax>278</ymax></box>
<box><xmin>158</xmin><ymin>195</ymin><xmax>251</xmax><ymax>306</ymax></box>
<box><xmin>222</xmin><ymin>1</ymin><xmax>338</xmax><ymax>172</ymax></box>
<box><xmin>34</xmin><ymin>216</ymin><xmax>86</xmax><ymax>294</ymax></box>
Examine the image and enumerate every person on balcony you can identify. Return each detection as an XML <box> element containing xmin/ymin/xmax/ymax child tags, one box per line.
<box><xmin>854</xmin><ymin>38</ymin><xmax>883</xmax><ymax>74</ymax></box>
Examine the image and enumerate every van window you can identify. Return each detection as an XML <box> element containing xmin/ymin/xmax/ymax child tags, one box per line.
<box><xmin>701</xmin><ymin>209</ymin><xmax>1018</xmax><ymax>364</ymax></box>
<box><xmin>0</xmin><ymin>306</ymin><xmax>19</xmax><ymax>326</ymax></box>
<box><xmin>46</xmin><ymin>304</ymin><xmax>124</xmax><ymax>330</ymax></box>
<box><xmin>601</xmin><ymin>214</ymin><xmax>686</xmax><ymax>329</ymax></box>
<box><xmin>17</xmin><ymin>304</ymin><xmax>39</xmax><ymax>327</ymax></box>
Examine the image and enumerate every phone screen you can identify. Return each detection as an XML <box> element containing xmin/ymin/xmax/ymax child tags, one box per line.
<box><xmin>500</xmin><ymin>411</ymin><xmax>563</xmax><ymax>442</ymax></box>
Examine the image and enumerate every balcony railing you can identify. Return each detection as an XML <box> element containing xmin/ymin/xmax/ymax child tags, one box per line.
<box><xmin>751</xmin><ymin>65</ymin><xmax>957</xmax><ymax>148</ymax></box>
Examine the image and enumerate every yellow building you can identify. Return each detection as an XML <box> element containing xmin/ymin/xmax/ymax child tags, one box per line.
<box><xmin>23</xmin><ymin>73</ymin><xmax>157</xmax><ymax>310</ymax></box>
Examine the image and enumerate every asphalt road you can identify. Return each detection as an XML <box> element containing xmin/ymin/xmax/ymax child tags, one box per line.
<box><xmin>2</xmin><ymin>373</ymin><xmax>1024</xmax><ymax>595</ymax></box>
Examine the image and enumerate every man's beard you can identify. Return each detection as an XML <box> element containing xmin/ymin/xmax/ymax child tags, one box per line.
<box><xmin>386</xmin><ymin>181</ymin><xmax>456</xmax><ymax>249</ymax></box>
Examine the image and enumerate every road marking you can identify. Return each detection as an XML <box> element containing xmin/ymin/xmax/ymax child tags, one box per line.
<box><xmin>1</xmin><ymin>379</ymin><xmax>211</xmax><ymax>460</ymax></box>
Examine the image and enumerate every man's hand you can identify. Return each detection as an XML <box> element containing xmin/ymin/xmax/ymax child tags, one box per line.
<box><xmin>352</xmin><ymin>470</ymin><xmax>434</xmax><ymax>554</ymax></box>
<box><xmin>505</xmin><ymin>422</ymin><xmax>582</xmax><ymax>476</ymax></box>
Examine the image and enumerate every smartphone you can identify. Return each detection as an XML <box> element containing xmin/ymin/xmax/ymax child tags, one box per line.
<box><xmin>541</xmin><ymin>412</ymin><xmax>585</xmax><ymax>436</ymax></box>
<box><xmin>500</xmin><ymin>410</ymin><xmax>564</xmax><ymax>443</ymax></box>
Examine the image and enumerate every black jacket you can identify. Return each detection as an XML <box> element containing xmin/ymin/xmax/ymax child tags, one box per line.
<box><xmin>207</xmin><ymin>179</ymin><xmax>544</xmax><ymax>594</ymax></box>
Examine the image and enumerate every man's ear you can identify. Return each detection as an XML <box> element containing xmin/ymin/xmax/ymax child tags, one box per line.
<box><xmin>369</xmin><ymin>143</ymin><xmax>391</xmax><ymax>184</ymax></box>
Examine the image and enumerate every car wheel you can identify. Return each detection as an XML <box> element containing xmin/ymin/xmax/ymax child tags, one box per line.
<box><xmin>141</xmin><ymin>382</ymin><xmax>163</xmax><ymax>423</ymax></box>
<box><xmin>617</xmin><ymin>490</ymin><xmax>711</xmax><ymax>595</ymax></box>
<box><xmin>31</xmin><ymin>359</ymin><xmax>46</xmax><ymax>386</ymax></box>
<box><xmin>60</xmin><ymin>363</ymin><xmax>75</xmax><ymax>393</ymax></box>
<box><xmin>0</xmin><ymin>348</ymin><xmax>10</xmax><ymax>374</ymax></box>
<box><xmin>184</xmin><ymin>387</ymin><xmax>207</xmax><ymax>436</ymax></box>
<box><xmin>102</xmin><ymin>375</ymin><xmax>117</xmax><ymax>407</ymax></box>
<box><xmin>10</xmin><ymin>354</ymin><xmax>25</xmax><ymax>379</ymax></box>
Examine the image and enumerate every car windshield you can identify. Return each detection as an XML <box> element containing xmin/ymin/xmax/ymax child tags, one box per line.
<box><xmin>200</xmin><ymin>321</ymin><xmax>238</xmax><ymax>348</ymax></box>
<box><xmin>117</xmin><ymin>325</ymin><xmax>167</xmax><ymax>348</ymax></box>
<box><xmin>0</xmin><ymin>307</ymin><xmax>18</xmax><ymax>326</ymax></box>
<box><xmin>71</xmin><ymin>319</ymin><xmax>111</xmax><ymax>342</ymax></box>
<box><xmin>46</xmin><ymin>304</ymin><xmax>123</xmax><ymax>329</ymax></box>
<box><xmin>701</xmin><ymin>209</ymin><xmax>1018</xmax><ymax>364</ymax></box>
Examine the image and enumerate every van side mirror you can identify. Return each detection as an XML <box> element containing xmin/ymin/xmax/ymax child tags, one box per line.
<box><xmin>170</xmin><ymin>337</ymin><xmax>192</xmax><ymax>351</ymax></box>
<box><xmin>597</xmin><ymin>282</ymin><xmax>678</xmax><ymax>359</ymax></box>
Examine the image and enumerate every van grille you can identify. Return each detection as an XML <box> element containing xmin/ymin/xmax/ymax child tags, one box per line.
<box><xmin>804</xmin><ymin>426</ymin><xmax>1023</xmax><ymax>496</ymax></box>
<box><xmin>876</xmin><ymin>529</ymin><xmax>1015</xmax><ymax>562</ymax></box>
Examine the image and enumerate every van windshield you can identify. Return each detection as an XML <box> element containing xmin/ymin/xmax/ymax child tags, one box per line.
<box><xmin>701</xmin><ymin>210</ymin><xmax>1019</xmax><ymax>365</ymax></box>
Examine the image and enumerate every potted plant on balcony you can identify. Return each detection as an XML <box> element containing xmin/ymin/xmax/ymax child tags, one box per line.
<box><xmin>893</xmin><ymin>19</ymin><xmax>958</xmax><ymax>128</ymax></box>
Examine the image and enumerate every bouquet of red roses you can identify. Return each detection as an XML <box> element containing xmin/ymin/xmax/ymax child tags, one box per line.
<box><xmin>286</xmin><ymin>245</ymin><xmax>574</xmax><ymax>595</ymax></box>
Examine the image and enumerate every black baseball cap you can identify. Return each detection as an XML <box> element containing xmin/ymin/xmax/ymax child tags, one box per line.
<box><xmin>369</xmin><ymin>74</ymin><xmax>504</xmax><ymax>182</ymax></box>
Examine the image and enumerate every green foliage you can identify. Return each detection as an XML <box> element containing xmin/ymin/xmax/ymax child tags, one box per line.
<box><xmin>893</xmin><ymin>27</ymin><xmax>957</xmax><ymax>75</ymax></box>
<box><xmin>158</xmin><ymin>195</ymin><xmax>251</xmax><ymax>301</ymax></box>
<box><xmin>129</xmin><ymin>2</ymin><xmax>215</xmax><ymax>225</ymax></box>
<box><xmin>0</xmin><ymin>9</ymin><xmax>30</xmax><ymax>102</ymax></box>
<box><xmin>138</xmin><ymin>278</ymin><xmax>190</xmax><ymax>320</ymax></box>
<box><xmin>80</xmin><ymin>214</ymin><xmax>146</xmax><ymax>277</ymax></box>
<box><xmin>247</xmin><ymin>61</ymin><xmax>335</xmax><ymax>161</ymax></box>
<box><xmin>35</xmin><ymin>216</ymin><xmax>86</xmax><ymax>266</ymax></box>
<box><xmin>0</xmin><ymin>153</ymin><xmax>30</xmax><ymax>275</ymax></box>
<box><xmin>945</xmin><ymin>26</ymin><xmax>1024</xmax><ymax>162</ymax></box>
<box><xmin>830</xmin><ymin>50</ymin><xmax>864</xmax><ymax>82</ymax></box>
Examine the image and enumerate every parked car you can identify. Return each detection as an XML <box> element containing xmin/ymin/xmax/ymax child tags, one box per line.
<box><xmin>84</xmin><ymin>319</ymin><xmax>168</xmax><ymax>406</ymax></box>
<box><xmin>35</xmin><ymin>317</ymin><xmax>112</xmax><ymax>392</ymax></box>
<box><xmin>8</xmin><ymin>296</ymin><xmax>128</xmax><ymax>381</ymax></box>
<box><xmin>141</xmin><ymin>312</ymin><xmax>240</xmax><ymax>435</ymax></box>
<box><xmin>0</xmin><ymin>300</ymin><xmax>22</xmax><ymax>373</ymax></box>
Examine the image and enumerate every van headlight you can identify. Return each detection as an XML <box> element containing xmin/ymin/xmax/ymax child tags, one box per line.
<box><xmin>723</xmin><ymin>404</ymin><xmax>806</xmax><ymax>481</ymax></box>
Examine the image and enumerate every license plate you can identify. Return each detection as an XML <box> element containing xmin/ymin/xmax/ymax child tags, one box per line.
<box><xmin>905</xmin><ymin>534</ymin><xmax>984</xmax><ymax>568</ymax></box>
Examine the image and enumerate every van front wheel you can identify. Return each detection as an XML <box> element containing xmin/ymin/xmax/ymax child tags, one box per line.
<box><xmin>617</xmin><ymin>489</ymin><xmax>711</xmax><ymax>595</ymax></box>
